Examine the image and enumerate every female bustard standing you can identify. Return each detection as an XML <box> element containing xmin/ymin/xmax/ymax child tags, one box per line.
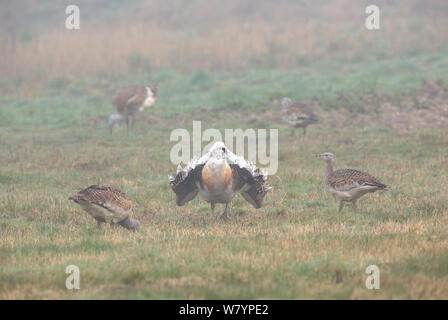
<box><xmin>317</xmin><ymin>153</ymin><xmax>388</xmax><ymax>212</ymax></box>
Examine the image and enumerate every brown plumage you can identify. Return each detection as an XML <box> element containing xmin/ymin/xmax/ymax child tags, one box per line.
<box><xmin>113</xmin><ymin>85</ymin><xmax>157</xmax><ymax>114</ymax></box>
<box><xmin>318</xmin><ymin>153</ymin><xmax>388</xmax><ymax>212</ymax></box>
<box><xmin>281</xmin><ymin>97</ymin><xmax>318</xmax><ymax>136</ymax></box>
<box><xmin>327</xmin><ymin>169</ymin><xmax>387</xmax><ymax>191</ymax></box>
<box><xmin>202</xmin><ymin>161</ymin><xmax>232</xmax><ymax>192</ymax></box>
<box><xmin>69</xmin><ymin>185</ymin><xmax>140</xmax><ymax>231</ymax></box>
<box><xmin>169</xmin><ymin>142</ymin><xmax>271</xmax><ymax>219</ymax></box>
<box><xmin>109</xmin><ymin>85</ymin><xmax>158</xmax><ymax>133</ymax></box>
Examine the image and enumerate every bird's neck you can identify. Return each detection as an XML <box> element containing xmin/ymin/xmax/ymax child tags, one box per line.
<box><xmin>324</xmin><ymin>159</ymin><xmax>334</xmax><ymax>182</ymax></box>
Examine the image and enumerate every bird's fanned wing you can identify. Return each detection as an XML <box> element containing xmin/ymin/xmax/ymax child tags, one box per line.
<box><xmin>227</xmin><ymin>153</ymin><xmax>271</xmax><ymax>209</ymax></box>
<box><xmin>169</xmin><ymin>153</ymin><xmax>211</xmax><ymax>206</ymax></box>
<box><xmin>328</xmin><ymin>169</ymin><xmax>387</xmax><ymax>192</ymax></box>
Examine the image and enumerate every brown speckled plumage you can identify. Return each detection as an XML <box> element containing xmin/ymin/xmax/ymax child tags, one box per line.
<box><xmin>69</xmin><ymin>185</ymin><xmax>140</xmax><ymax>231</ymax></box>
<box><xmin>327</xmin><ymin>169</ymin><xmax>387</xmax><ymax>191</ymax></box>
<box><xmin>69</xmin><ymin>185</ymin><xmax>133</xmax><ymax>211</ymax></box>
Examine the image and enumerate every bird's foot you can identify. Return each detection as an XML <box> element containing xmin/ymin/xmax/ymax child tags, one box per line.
<box><xmin>220</xmin><ymin>212</ymin><xmax>229</xmax><ymax>221</ymax></box>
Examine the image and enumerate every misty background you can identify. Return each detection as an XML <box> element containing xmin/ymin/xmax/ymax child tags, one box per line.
<box><xmin>1</xmin><ymin>0</ymin><xmax>447</xmax><ymax>92</ymax></box>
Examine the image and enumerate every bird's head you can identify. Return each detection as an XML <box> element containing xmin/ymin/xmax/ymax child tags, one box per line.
<box><xmin>209</xmin><ymin>141</ymin><xmax>228</xmax><ymax>159</ymax></box>
<box><xmin>317</xmin><ymin>152</ymin><xmax>335</xmax><ymax>161</ymax></box>
<box><xmin>281</xmin><ymin>97</ymin><xmax>293</xmax><ymax>108</ymax></box>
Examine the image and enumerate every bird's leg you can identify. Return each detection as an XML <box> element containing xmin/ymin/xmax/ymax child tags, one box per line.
<box><xmin>220</xmin><ymin>203</ymin><xmax>230</xmax><ymax>220</ymax></box>
<box><xmin>211</xmin><ymin>202</ymin><xmax>216</xmax><ymax>217</ymax></box>
<box><xmin>97</xmin><ymin>221</ymin><xmax>102</xmax><ymax>229</ymax></box>
<box><xmin>131</xmin><ymin>116</ymin><xmax>136</xmax><ymax>128</ymax></box>
<box><xmin>352</xmin><ymin>201</ymin><xmax>357</xmax><ymax>212</ymax></box>
<box><xmin>338</xmin><ymin>201</ymin><xmax>344</xmax><ymax>213</ymax></box>
<box><xmin>303</xmin><ymin>127</ymin><xmax>307</xmax><ymax>136</ymax></box>
<box><xmin>125</xmin><ymin>116</ymin><xmax>129</xmax><ymax>134</ymax></box>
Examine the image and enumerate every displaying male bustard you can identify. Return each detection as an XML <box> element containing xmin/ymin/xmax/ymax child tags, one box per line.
<box><xmin>317</xmin><ymin>153</ymin><xmax>388</xmax><ymax>212</ymax></box>
<box><xmin>281</xmin><ymin>97</ymin><xmax>318</xmax><ymax>136</ymax></box>
<box><xmin>69</xmin><ymin>185</ymin><xmax>140</xmax><ymax>231</ymax></box>
<box><xmin>108</xmin><ymin>85</ymin><xmax>157</xmax><ymax>133</ymax></box>
<box><xmin>169</xmin><ymin>142</ymin><xmax>272</xmax><ymax>220</ymax></box>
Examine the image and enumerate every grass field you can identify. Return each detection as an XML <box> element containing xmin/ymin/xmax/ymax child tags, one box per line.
<box><xmin>1</xmin><ymin>0</ymin><xmax>448</xmax><ymax>300</ymax></box>
<box><xmin>1</xmin><ymin>47</ymin><xmax>448</xmax><ymax>299</ymax></box>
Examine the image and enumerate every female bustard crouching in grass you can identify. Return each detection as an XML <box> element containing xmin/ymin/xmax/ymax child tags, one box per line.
<box><xmin>317</xmin><ymin>153</ymin><xmax>388</xmax><ymax>212</ymax></box>
<box><xmin>108</xmin><ymin>84</ymin><xmax>157</xmax><ymax>134</ymax></box>
<box><xmin>281</xmin><ymin>97</ymin><xmax>318</xmax><ymax>136</ymax></box>
<box><xmin>169</xmin><ymin>142</ymin><xmax>272</xmax><ymax>220</ymax></box>
<box><xmin>69</xmin><ymin>185</ymin><xmax>140</xmax><ymax>231</ymax></box>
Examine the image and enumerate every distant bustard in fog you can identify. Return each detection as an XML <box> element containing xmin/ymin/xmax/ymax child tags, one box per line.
<box><xmin>108</xmin><ymin>85</ymin><xmax>157</xmax><ymax>133</ymax></box>
<box><xmin>281</xmin><ymin>97</ymin><xmax>318</xmax><ymax>136</ymax></box>
<box><xmin>317</xmin><ymin>153</ymin><xmax>388</xmax><ymax>212</ymax></box>
<box><xmin>69</xmin><ymin>185</ymin><xmax>140</xmax><ymax>231</ymax></box>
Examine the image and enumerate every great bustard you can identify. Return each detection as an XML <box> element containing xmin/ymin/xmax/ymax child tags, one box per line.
<box><xmin>169</xmin><ymin>142</ymin><xmax>272</xmax><ymax>220</ymax></box>
<box><xmin>317</xmin><ymin>153</ymin><xmax>388</xmax><ymax>212</ymax></box>
<box><xmin>281</xmin><ymin>97</ymin><xmax>318</xmax><ymax>136</ymax></box>
<box><xmin>108</xmin><ymin>85</ymin><xmax>157</xmax><ymax>133</ymax></box>
<box><xmin>69</xmin><ymin>185</ymin><xmax>140</xmax><ymax>231</ymax></box>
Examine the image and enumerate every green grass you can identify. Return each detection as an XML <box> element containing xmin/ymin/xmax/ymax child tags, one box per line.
<box><xmin>0</xmin><ymin>50</ymin><xmax>447</xmax><ymax>299</ymax></box>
